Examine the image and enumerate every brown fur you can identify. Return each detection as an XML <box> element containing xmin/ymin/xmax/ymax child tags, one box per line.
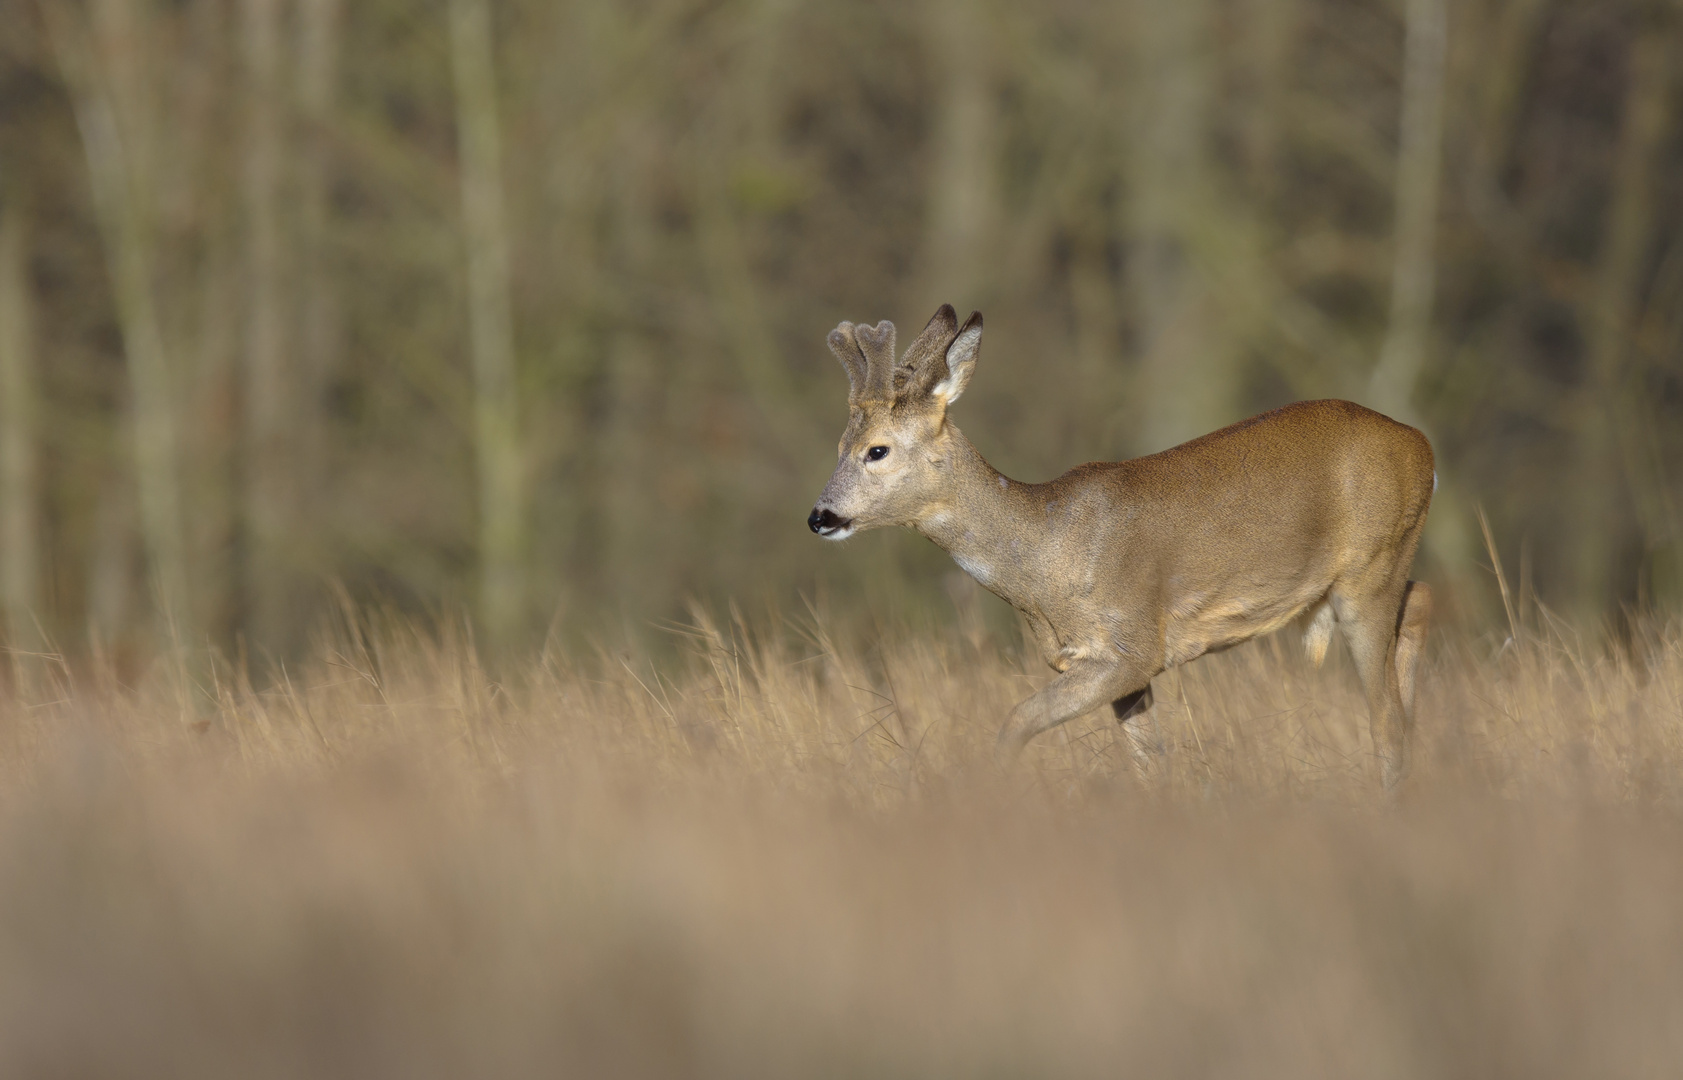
<box><xmin>811</xmin><ymin>306</ymin><xmax>1434</xmax><ymax>788</ymax></box>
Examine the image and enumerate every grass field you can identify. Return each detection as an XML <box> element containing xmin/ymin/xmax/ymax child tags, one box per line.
<box><xmin>0</xmin><ymin>600</ymin><xmax>1680</xmax><ymax>1078</ymax></box>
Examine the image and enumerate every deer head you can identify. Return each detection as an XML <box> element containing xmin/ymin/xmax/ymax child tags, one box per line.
<box><xmin>807</xmin><ymin>303</ymin><xmax>983</xmax><ymax>539</ymax></box>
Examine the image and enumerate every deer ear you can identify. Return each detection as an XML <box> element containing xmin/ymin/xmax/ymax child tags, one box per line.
<box><xmin>900</xmin><ymin>303</ymin><xmax>959</xmax><ymax>397</ymax></box>
<box><xmin>932</xmin><ymin>311</ymin><xmax>982</xmax><ymax>407</ymax></box>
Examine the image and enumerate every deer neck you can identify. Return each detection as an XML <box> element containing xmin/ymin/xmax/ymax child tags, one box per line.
<box><xmin>912</xmin><ymin>424</ymin><xmax>1051</xmax><ymax>609</ymax></box>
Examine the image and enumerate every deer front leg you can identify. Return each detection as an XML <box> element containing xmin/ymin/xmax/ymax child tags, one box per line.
<box><xmin>996</xmin><ymin>654</ymin><xmax>1153</xmax><ymax>758</ymax></box>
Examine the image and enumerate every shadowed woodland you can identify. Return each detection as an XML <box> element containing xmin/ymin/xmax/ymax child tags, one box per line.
<box><xmin>0</xmin><ymin>0</ymin><xmax>1680</xmax><ymax>658</ymax></box>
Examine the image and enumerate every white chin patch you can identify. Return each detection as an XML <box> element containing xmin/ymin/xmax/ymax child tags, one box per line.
<box><xmin>820</xmin><ymin>525</ymin><xmax>855</xmax><ymax>541</ymax></box>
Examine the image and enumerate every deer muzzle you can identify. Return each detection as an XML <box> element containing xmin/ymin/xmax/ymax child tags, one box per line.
<box><xmin>807</xmin><ymin>507</ymin><xmax>853</xmax><ymax>539</ymax></box>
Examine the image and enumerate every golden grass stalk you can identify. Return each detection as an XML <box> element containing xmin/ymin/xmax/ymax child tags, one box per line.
<box><xmin>0</xmin><ymin>603</ymin><xmax>1679</xmax><ymax>1076</ymax></box>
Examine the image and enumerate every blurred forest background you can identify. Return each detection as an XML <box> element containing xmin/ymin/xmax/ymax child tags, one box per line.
<box><xmin>0</xmin><ymin>0</ymin><xmax>1679</xmax><ymax>661</ymax></box>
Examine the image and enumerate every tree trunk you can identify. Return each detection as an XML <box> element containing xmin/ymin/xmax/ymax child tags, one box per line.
<box><xmin>693</xmin><ymin>0</ymin><xmax>810</xmax><ymax>468</ymax></box>
<box><xmin>241</xmin><ymin>0</ymin><xmax>293</xmax><ymax>651</ymax></box>
<box><xmin>294</xmin><ymin>0</ymin><xmax>342</xmax><ymax>587</ymax></box>
<box><xmin>1068</xmin><ymin>226</ymin><xmax>1125</xmax><ymax>459</ymax></box>
<box><xmin>920</xmin><ymin>0</ymin><xmax>998</xmax><ymax>310</ymax></box>
<box><xmin>1572</xmin><ymin>25</ymin><xmax>1674</xmax><ymax>620</ymax></box>
<box><xmin>43</xmin><ymin>0</ymin><xmax>193</xmax><ymax>639</ymax></box>
<box><xmin>1369</xmin><ymin>0</ymin><xmax>1446</xmax><ymax>419</ymax></box>
<box><xmin>0</xmin><ymin>198</ymin><xmax>38</xmax><ymax>648</ymax></box>
<box><xmin>1472</xmin><ymin>0</ymin><xmax>1548</xmax><ymax>198</ymax></box>
<box><xmin>1126</xmin><ymin>0</ymin><xmax>1232</xmax><ymax>454</ymax></box>
<box><xmin>448</xmin><ymin>0</ymin><xmax>525</xmax><ymax>644</ymax></box>
<box><xmin>1360</xmin><ymin>0</ymin><xmax>1481</xmax><ymax>616</ymax></box>
<box><xmin>87</xmin><ymin>470</ymin><xmax>137</xmax><ymax>655</ymax></box>
<box><xmin>1235</xmin><ymin>0</ymin><xmax>1298</xmax><ymax>202</ymax></box>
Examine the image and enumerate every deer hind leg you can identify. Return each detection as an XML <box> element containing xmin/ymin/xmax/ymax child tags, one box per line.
<box><xmin>1303</xmin><ymin>599</ymin><xmax>1336</xmax><ymax>667</ymax></box>
<box><xmin>1112</xmin><ymin>684</ymin><xmax>1160</xmax><ymax>764</ymax></box>
<box><xmin>1394</xmin><ymin>581</ymin><xmax>1432</xmax><ymax>721</ymax></box>
<box><xmin>1333</xmin><ymin>585</ymin><xmax>1412</xmax><ymax>790</ymax></box>
<box><xmin>996</xmin><ymin>656</ymin><xmax>1153</xmax><ymax>760</ymax></box>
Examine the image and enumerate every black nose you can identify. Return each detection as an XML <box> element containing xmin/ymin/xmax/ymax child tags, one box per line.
<box><xmin>808</xmin><ymin>508</ymin><xmax>847</xmax><ymax>534</ymax></box>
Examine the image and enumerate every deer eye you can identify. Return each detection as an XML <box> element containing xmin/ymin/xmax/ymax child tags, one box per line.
<box><xmin>866</xmin><ymin>445</ymin><xmax>890</xmax><ymax>462</ymax></box>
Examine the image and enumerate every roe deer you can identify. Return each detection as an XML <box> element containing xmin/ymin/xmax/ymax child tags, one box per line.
<box><xmin>807</xmin><ymin>305</ymin><xmax>1434</xmax><ymax>788</ymax></box>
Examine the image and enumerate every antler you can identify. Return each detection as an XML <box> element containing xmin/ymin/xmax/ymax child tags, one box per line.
<box><xmin>829</xmin><ymin>305</ymin><xmax>977</xmax><ymax>405</ymax></box>
<box><xmin>826</xmin><ymin>323</ymin><xmax>869</xmax><ymax>404</ymax></box>
<box><xmin>853</xmin><ymin>320</ymin><xmax>898</xmax><ymax>402</ymax></box>
<box><xmin>828</xmin><ymin>319</ymin><xmax>898</xmax><ymax>405</ymax></box>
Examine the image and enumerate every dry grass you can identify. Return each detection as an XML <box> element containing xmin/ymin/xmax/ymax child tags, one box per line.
<box><xmin>1</xmin><ymin>602</ymin><xmax>1681</xmax><ymax>1078</ymax></box>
